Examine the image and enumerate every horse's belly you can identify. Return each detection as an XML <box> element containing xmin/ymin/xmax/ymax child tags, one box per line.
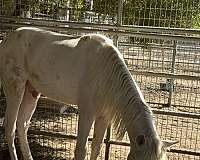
<box><xmin>26</xmin><ymin>41</ymin><xmax>85</xmax><ymax>104</ymax></box>
<box><xmin>28</xmin><ymin>72</ymin><xmax>79</xmax><ymax>105</ymax></box>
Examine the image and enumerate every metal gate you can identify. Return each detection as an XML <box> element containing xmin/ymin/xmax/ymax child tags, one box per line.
<box><xmin>0</xmin><ymin>0</ymin><xmax>200</xmax><ymax>159</ymax></box>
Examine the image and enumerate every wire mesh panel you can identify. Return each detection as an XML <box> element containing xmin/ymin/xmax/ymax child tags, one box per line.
<box><xmin>1</xmin><ymin>0</ymin><xmax>200</xmax><ymax>28</ymax></box>
<box><xmin>117</xmin><ymin>34</ymin><xmax>200</xmax><ymax>160</ymax></box>
<box><xmin>0</xmin><ymin>0</ymin><xmax>118</xmax><ymax>24</ymax></box>
<box><xmin>122</xmin><ymin>0</ymin><xmax>200</xmax><ymax>28</ymax></box>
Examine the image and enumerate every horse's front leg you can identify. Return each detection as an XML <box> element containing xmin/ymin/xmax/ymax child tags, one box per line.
<box><xmin>74</xmin><ymin>101</ymin><xmax>94</xmax><ymax>160</ymax></box>
<box><xmin>90</xmin><ymin>116</ymin><xmax>109</xmax><ymax>160</ymax></box>
<box><xmin>16</xmin><ymin>81</ymin><xmax>40</xmax><ymax>160</ymax></box>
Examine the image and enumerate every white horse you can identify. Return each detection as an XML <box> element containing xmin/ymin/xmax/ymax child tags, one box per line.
<box><xmin>0</xmin><ymin>27</ymin><xmax>176</xmax><ymax>160</ymax></box>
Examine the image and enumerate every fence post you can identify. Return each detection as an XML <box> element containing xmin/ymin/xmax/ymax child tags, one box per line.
<box><xmin>117</xmin><ymin>0</ymin><xmax>123</xmax><ymax>26</ymax></box>
<box><xmin>168</xmin><ymin>40</ymin><xmax>177</xmax><ymax>107</ymax></box>
<box><xmin>114</xmin><ymin>0</ymin><xmax>123</xmax><ymax>47</ymax></box>
<box><xmin>104</xmin><ymin>124</ymin><xmax>111</xmax><ymax>160</ymax></box>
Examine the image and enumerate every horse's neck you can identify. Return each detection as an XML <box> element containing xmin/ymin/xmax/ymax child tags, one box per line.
<box><xmin>126</xmin><ymin>105</ymin><xmax>158</xmax><ymax>138</ymax></box>
<box><xmin>118</xmin><ymin>82</ymin><xmax>157</xmax><ymax>137</ymax></box>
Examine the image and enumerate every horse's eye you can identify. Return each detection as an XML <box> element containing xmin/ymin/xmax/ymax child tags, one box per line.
<box><xmin>136</xmin><ymin>134</ymin><xmax>146</xmax><ymax>146</ymax></box>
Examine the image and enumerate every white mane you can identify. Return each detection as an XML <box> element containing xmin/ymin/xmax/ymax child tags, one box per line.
<box><xmin>89</xmin><ymin>43</ymin><xmax>153</xmax><ymax>139</ymax></box>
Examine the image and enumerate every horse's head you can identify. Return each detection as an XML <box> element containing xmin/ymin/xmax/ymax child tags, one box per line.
<box><xmin>127</xmin><ymin>134</ymin><xmax>177</xmax><ymax>160</ymax></box>
<box><xmin>123</xmin><ymin>102</ymin><xmax>178</xmax><ymax>160</ymax></box>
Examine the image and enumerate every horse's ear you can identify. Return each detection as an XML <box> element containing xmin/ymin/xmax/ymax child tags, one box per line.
<box><xmin>162</xmin><ymin>140</ymin><xmax>179</xmax><ymax>149</ymax></box>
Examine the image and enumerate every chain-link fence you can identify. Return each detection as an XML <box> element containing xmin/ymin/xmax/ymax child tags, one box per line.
<box><xmin>0</xmin><ymin>0</ymin><xmax>200</xmax><ymax>160</ymax></box>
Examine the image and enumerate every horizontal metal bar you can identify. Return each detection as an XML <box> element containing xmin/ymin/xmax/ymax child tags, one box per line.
<box><xmin>1</xmin><ymin>96</ymin><xmax>199</xmax><ymax>119</ymax></box>
<box><xmin>170</xmin><ymin>149</ymin><xmax>200</xmax><ymax>157</ymax></box>
<box><xmin>29</xmin><ymin>129</ymin><xmax>78</xmax><ymax>140</ymax></box>
<box><xmin>1</xmin><ymin>16</ymin><xmax>200</xmax><ymax>36</ymax></box>
<box><xmin>125</xmin><ymin>57</ymin><xmax>200</xmax><ymax>67</ymax></box>
<box><xmin>120</xmin><ymin>42</ymin><xmax>200</xmax><ymax>51</ymax></box>
<box><xmin>148</xmin><ymin>102</ymin><xmax>200</xmax><ymax>111</ymax></box>
<box><xmin>152</xmin><ymin>109</ymin><xmax>200</xmax><ymax>119</ymax></box>
<box><xmin>1</xmin><ymin>125</ymin><xmax>200</xmax><ymax>156</ymax></box>
<box><xmin>131</xmin><ymin>70</ymin><xmax>200</xmax><ymax>81</ymax></box>
<box><xmin>2</xmin><ymin>19</ymin><xmax>200</xmax><ymax>42</ymax></box>
<box><xmin>36</xmin><ymin>98</ymin><xmax>200</xmax><ymax>119</ymax></box>
<box><xmin>27</xmin><ymin>129</ymin><xmax>200</xmax><ymax>156</ymax></box>
<box><xmin>28</xmin><ymin>129</ymin><xmax>128</xmax><ymax>147</ymax></box>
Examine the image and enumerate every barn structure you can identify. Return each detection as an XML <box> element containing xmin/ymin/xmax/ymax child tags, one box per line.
<box><xmin>0</xmin><ymin>0</ymin><xmax>200</xmax><ymax>159</ymax></box>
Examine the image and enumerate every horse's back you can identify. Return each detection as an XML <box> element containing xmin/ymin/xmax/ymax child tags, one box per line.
<box><xmin>0</xmin><ymin>27</ymin><xmax>116</xmax><ymax>104</ymax></box>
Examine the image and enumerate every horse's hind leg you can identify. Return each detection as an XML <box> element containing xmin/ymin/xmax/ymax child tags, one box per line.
<box><xmin>90</xmin><ymin>116</ymin><xmax>109</xmax><ymax>160</ymax></box>
<box><xmin>17</xmin><ymin>81</ymin><xmax>40</xmax><ymax>160</ymax></box>
<box><xmin>3</xmin><ymin>80</ymin><xmax>26</xmax><ymax>160</ymax></box>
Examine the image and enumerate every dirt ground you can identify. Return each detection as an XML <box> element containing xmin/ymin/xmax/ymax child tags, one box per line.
<box><xmin>0</xmin><ymin>97</ymin><xmax>199</xmax><ymax>160</ymax></box>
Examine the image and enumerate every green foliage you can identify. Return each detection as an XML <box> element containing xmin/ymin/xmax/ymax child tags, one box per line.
<box><xmin>93</xmin><ymin>0</ymin><xmax>118</xmax><ymax>18</ymax></box>
<box><xmin>69</xmin><ymin>0</ymin><xmax>86</xmax><ymax>20</ymax></box>
<box><xmin>1</xmin><ymin>0</ymin><xmax>200</xmax><ymax>28</ymax></box>
<box><xmin>31</xmin><ymin>0</ymin><xmax>86</xmax><ymax>20</ymax></box>
<box><xmin>192</xmin><ymin>13</ymin><xmax>200</xmax><ymax>29</ymax></box>
<box><xmin>1</xmin><ymin>0</ymin><xmax>16</xmax><ymax>16</ymax></box>
<box><xmin>122</xmin><ymin>0</ymin><xmax>200</xmax><ymax>28</ymax></box>
<box><xmin>93</xmin><ymin>0</ymin><xmax>200</xmax><ymax>28</ymax></box>
<box><xmin>31</xmin><ymin>0</ymin><xmax>70</xmax><ymax>16</ymax></box>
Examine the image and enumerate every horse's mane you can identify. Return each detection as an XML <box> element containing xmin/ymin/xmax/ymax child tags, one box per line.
<box><xmin>91</xmin><ymin>41</ymin><xmax>153</xmax><ymax>139</ymax></box>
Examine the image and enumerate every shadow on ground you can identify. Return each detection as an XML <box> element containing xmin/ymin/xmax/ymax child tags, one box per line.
<box><xmin>0</xmin><ymin>136</ymin><xmax>66</xmax><ymax>160</ymax></box>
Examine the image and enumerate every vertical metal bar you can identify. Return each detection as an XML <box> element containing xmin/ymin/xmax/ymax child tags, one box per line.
<box><xmin>168</xmin><ymin>40</ymin><xmax>177</xmax><ymax>107</ymax></box>
<box><xmin>113</xmin><ymin>35</ymin><xmax>119</xmax><ymax>47</ymax></box>
<box><xmin>104</xmin><ymin>124</ymin><xmax>111</xmax><ymax>160</ymax></box>
<box><xmin>114</xmin><ymin>0</ymin><xmax>123</xmax><ymax>47</ymax></box>
<box><xmin>106</xmin><ymin>1</ymin><xmax>123</xmax><ymax>158</ymax></box>
<box><xmin>117</xmin><ymin>0</ymin><xmax>123</xmax><ymax>26</ymax></box>
<box><xmin>148</xmin><ymin>47</ymin><xmax>152</xmax><ymax>69</ymax></box>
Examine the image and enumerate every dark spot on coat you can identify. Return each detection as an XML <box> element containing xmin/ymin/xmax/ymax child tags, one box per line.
<box><xmin>26</xmin><ymin>81</ymin><xmax>39</xmax><ymax>98</ymax></box>
<box><xmin>31</xmin><ymin>90</ymin><xmax>39</xmax><ymax>98</ymax></box>
<box><xmin>56</xmin><ymin>74</ymin><xmax>61</xmax><ymax>80</ymax></box>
